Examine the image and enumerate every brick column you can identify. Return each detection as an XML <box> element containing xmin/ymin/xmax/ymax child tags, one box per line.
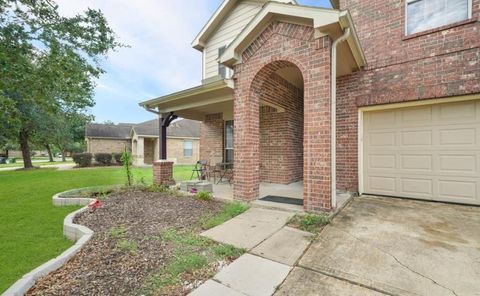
<box><xmin>153</xmin><ymin>160</ymin><xmax>175</xmax><ymax>186</ymax></box>
<box><xmin>233</xmin><ymin>74</ymin><xmax>260</xmax><ymax>202</ymax></box>
<box><xmin>303</xmin><ymin>37</ymin><xmax>332</xmax><ymax>212</ymax></box>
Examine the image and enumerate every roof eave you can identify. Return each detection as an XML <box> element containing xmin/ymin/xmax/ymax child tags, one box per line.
<box><xmin>139</xmin><ymin>79</ymin><xmax>233</xmax><ymax>109</ymax></box>
<box><xmin>219</xmin><ymin>3</ymin><xmax>365</xmax><ymax>70</ymax></box>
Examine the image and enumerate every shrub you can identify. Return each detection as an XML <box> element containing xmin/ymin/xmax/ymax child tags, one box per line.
<box><xmin>72</xmin><ymin>153</ymin><xmax>93</xmax><ymax>167</ymax></box>
<box><xmin>112</xmin><ymin>153</ymin><xmax>123</xmax><ymax>165</ymax></box>
<box><xmin>196</xmin><ymin>191</ymin><xmax>213</xmax><ymax>201</ymax></box>
<box><xmin>94</xmin><ymin>153</ymin><xmax>112</xmax><ymax>165</ymax></box>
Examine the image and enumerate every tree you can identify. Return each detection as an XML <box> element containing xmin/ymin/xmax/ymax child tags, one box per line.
<box><xmin>0</xmin><ymin>0</ymin><xmax>122</xmax><ymax>169</ymax></box>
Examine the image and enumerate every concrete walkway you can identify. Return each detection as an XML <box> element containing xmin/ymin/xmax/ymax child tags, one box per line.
<box><xmin>190</xmin><ymin>208</ymin><xmax>313</xmax><ymax>296</ymax></box>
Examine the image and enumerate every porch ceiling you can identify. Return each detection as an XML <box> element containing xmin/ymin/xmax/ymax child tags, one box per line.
<box><xmin>139</xmin><ymin>78</ymin><xmax>289</xmax><ymax>121</ymax></box>
<box><xmin>139</xmin><ymin>79</ymin><xmax>234</xmax><ymax>121</ymax></box>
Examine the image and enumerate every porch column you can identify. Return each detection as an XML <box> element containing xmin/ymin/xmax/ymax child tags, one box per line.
<box><xmin>233</xmin><ymin>77</ymin><xmax>260</xmax><ymax>201</ymax></box>
<box><xmin>153</xmin><ymin>112</ymin><xmax>177</xmax><ymax>186</ymax></box>
<box><xmin>303</xmin><ymin>36</ymin><xmax>333</xmax><ymax>212</ymax></box>
<box><xmin>134</xmin><ymin>137</ymin><xmax>145</xmax><ymax>166</ymax></box>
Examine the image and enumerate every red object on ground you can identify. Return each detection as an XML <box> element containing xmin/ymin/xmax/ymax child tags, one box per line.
<box><xmin>88</xmin><ymin>199</ymin><xmax>102</xmax><ymax>210</ymax></box>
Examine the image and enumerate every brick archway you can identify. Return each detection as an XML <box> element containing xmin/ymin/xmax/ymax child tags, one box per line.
<box><xmin>232</xmin><ymin>21</ymin><xmax>334</xmax><ymax>212</ymax></box>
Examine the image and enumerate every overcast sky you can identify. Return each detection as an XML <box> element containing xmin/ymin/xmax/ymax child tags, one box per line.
<box><xmin>56</xmin><ymin>0</ymin><xmax>331</xmax><ymax>124</ymax></box>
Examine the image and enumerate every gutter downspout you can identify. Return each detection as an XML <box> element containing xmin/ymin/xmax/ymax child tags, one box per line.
<box><xmin>331</xmin><ymin>27</ymin><xmax>351</xmax><ymax>209</ymax></box>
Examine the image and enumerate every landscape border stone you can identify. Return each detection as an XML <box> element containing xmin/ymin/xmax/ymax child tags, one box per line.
<box><xmin>2</xmin><ymin>187</ymin><xmax>102</xmax><ymax>296</ymax></box>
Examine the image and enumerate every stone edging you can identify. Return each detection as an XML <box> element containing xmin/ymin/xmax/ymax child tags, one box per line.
<box><xmin>3</xmin><ymin>189</ymin><xmax>96</xmax><ymax>296</ymax></box>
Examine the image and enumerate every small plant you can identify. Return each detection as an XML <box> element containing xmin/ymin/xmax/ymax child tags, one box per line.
<box><xmin>108</xmin><ymin>226</ymin><xmax>126</xmax><ymax>238</ymax></box>
<box><xmin>201</xmin><ymin>201</ymin><xmax>249</xmax><ymax>229</ymax></box>
<box><xmin>145</xmin><ymin>184</ymin><xmax>169</xmax><ymax>193</ymax></box>
<box><xmin>196</xmin><ymin>191</ymin><xmax>213</xmax><ymax>201</ymax></box>
<box><xmin>143</xmin><ymin>252</ymin><xmax>208</xmax><ymax>294</ymax></box>
<box><xmin>121</xmin><ymin>148</ymin><xmax>133</xmax><ymax>187</ymax></box>
<box><xmin>287</xmin><ymin>213</ymin><xmax>331</xmax><ymax>233</ymax></box>
<box><xmin>94</xmin><ymin>153</ymin><xmax>113</xmax><ymax>165</ymax></box>
<box><xmin>212</xmin><ymin>244</ymin><xmax>245</xmax><ymax>259</ymax></box>
<box><xmin>72</xmin><ymin>153</ymin><xmax>93</xmax><ymax>167</ymax></box>
<box><xmin>161</xmin><ymin>229</ymin><xmax>211</xmax><ymax>247</ymax></box>
<box><xmin>116</xmin><ymin>239</ymin><xmax>138</xmax><ymax>253</ymax></box>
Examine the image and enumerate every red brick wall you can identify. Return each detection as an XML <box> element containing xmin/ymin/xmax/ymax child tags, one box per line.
<box><xmin>200</xmin><ymin>113</ymin><xmax>224</xmax><ymax>165</ymax></box>
<box><xmin>260</xmin><ymin>74</ymin><xmax>304</xmax><ymax>184</ymax></box>
<box><xmin>233</xmin><ymin>21</ymin><xmax>332</xmax><ymax>212</ymax></box>
<box><xmin>335</xmin><ymin>0</ymin><xmax>480</xmax><ymax>192</ymax></box>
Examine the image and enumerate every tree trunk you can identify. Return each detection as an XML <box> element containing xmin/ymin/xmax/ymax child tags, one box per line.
<box><xmin>45</xmin><ymin>144</ymin><xmax>54</xmax><ymax>162</ymax></box>
<box><xmin>19</xmin><ymin>129</ymin><xmax>33</xmax><ymax>169</ymax></box>
<box><xmin>5</xmin><ymin>149</ymin><xmax>8</xmax><ymax>158</ymax></box>
<box><xmin>61</xmin><ymin>150</ymin><xmax>66</xmax><ymax>162</ymax></box>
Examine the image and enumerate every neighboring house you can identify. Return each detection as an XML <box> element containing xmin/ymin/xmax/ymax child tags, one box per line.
<box><xmin>85</xmin><ymin>119</ymin><xmax>200</xmax><ymax>165</ymax></box>
<box><xmin>140</xmin><ymin>0</ymin><xmax>480</xmax><ymax>211</ymax></box>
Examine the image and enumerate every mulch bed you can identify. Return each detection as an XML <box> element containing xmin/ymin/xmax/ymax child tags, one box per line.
<box><xmin>27</xmin><ymin>190</ymin><xmax>224</xmax><ymax>296</ymax></box>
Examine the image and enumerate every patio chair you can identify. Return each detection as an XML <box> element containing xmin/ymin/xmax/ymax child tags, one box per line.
<box><xmin>190</xmin><ymin>160</ymin><xmax>209</xmax><ymax>180</ymax></box>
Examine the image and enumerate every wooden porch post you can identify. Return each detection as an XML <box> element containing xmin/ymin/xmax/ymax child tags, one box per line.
<box><xmin>159</xmin><ymin>112</ymin><xmax>178</xmax><ymax>160</ymax></box>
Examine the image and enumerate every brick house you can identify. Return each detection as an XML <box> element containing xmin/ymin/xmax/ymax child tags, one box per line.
<box><xmin>140</xmin><ymin>0</ymin><xmax>480</xmax><ymax>211</ymax></box>
<box><xmin>85</xmin><ymin>119</ymin><xmax>200</xmax><ymax>165</ymax></box>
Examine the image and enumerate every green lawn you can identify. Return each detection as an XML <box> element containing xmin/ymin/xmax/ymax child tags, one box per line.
<box><xmin>0</xmin><ymin>165</ymin><xmax>194</xmax><ymax>293</ymax></box>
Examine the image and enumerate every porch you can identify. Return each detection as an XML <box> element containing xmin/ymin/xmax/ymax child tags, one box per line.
<box><xmin>211</xmin><ymin>181</ymin><xmax>352</xmax><ymax>212</ymax></box>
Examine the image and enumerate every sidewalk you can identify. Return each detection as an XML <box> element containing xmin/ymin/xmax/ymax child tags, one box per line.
<box><xmin>190</xmin><ymin>207</ymin><xmax>313</xmax><ymax>296</ymax></box>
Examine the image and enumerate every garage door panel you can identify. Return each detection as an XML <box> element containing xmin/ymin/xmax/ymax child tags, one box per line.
<box><xmin>401</xmin><ymin>130</ymin><xmax>432</xmax><ymax>146</ymax></box>
<box><xmin>368</xmin><ymin>154</ymin><xmax>396</xmax><ymax>169</ymax></box>
<box><xmin>438</xmin><ymin>180</ymin><xmax>477</xmax><ymax>200</ymax></box>
<box><xmin>438</xmin><ymin>100</ymin><xmax>476</xmax><ymax>121</ymax></box>
<box><xmin>439</xmin><ymin>128</ymin><xmax>476</xmax><ymax>146</ymax></box>
<box><xmin>439</xmin><ymin>154</ymin><xmax>477</xmax><ymax>173</ymax></box>
<box><xmin>400</xmin><ymin>178</ymin><xmax>433</xmax><ymax>196</ymax></box>
<box><xmin>369</xmin><ymin>132</ymin><xmax>396</xmax><ymax>146</ymax></box>
<box><xmin>363</xmin><ymin>99</ymin><xmax>480</xmax><ymax>205</ymax></box>
<box><xmin>401</xmin><ymin>105</ymin><xmax>432</xmax><ymax>122</ymax></box>
<box><xmin>367</xmin><ymin>176</ymin><xmax>396</xmax><ymax>193</ymax></box>
<box><xmin>400</xmin><ymin>155</ymin><xmax>432</xmax><ymax>171</ymax></box>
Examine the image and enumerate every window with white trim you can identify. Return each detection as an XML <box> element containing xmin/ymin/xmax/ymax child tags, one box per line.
<box><xmin>406</xmin><ymin>0</ymin><xmax>471</xmax><ymax>35</ymax></box>
<box><xmin>224</xmin><ymin>120</ymin><xmax>234</xmax><ymax>163</ymax></box>
<box><xmin>183</xmin><ymin>140</ymin><xmax>193</xmax><ymax>157</ymax></box>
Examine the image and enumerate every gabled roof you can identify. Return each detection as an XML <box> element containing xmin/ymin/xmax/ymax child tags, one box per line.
<box><xmin>86</xmin><ymin>119</ymin><xmax>201</xmax><ymax>139</ymax></box>
<box><xmin>219</xmin><ymin>2</ymin><xmax>366</xmax><ymax>71</ymax></box>
<box><xmin>191</xmin><ymin>0</ymin><xmax>296</xmax><ymax>51</ymax></box>
<box><xmin>85</xmin><ymin>124</ymin><xmax>132</xmax><ymax>139</ymax></box>
<box><xmin>132</xmin><ymin>119</ymin><xmax>201</xmax><ymax>138</ymax></box>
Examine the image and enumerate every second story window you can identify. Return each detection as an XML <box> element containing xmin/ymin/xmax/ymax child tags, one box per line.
<box><xmin>406</xmin><ymin>0</ymin><xmax>471</xmax><ymax>35</ymax></box>
<box><xmin>218</xmin><ymin>46</ymin><xmax>232</xmax><ymax>79</ymax></box>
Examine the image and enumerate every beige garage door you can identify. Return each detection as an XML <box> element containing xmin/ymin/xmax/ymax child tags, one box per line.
<box><xmin>363</xmin><ymin>99</ymin><xmax>480</xmax><ymax>205</ymax></box>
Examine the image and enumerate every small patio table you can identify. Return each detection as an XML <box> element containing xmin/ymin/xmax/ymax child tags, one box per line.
<box><xmin>216</xmin><ymin>162</ymin><xmax>233</xmax><ymax>184</ymax></box>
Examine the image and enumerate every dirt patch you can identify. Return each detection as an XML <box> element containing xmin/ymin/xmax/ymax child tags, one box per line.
<box><xmin>27</xmin><ymin>190</ymin><xmax>228</xmax><ymax>296</ymax></box>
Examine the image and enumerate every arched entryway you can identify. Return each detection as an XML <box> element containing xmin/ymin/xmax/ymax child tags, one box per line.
<box><xmin>234</xmin><ymin>60</ymin><xmax>308</xmax><ymax>205</ymax></box>
<box><xmin>255</xmin><ymin>61</ymin><xmax>304</xmax><ymax>191</ymax></box>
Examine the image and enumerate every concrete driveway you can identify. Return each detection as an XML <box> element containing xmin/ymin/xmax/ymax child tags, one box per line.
<box><xmin>276</xmin><ymin>196</ymin><xmax>480</xmax><ymax>296</ymax></box>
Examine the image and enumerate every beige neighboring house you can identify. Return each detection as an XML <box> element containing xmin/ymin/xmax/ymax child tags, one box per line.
<box><xmin>85</xmin><ymin>119</ymin><xmax>200</xmax><ymax>166</ymax></box>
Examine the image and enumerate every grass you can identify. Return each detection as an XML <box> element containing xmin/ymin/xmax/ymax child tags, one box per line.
<box><xmin>0</xmin><ymin>160</ymin><xmax>75</xmax><ymax>169</ymax></box>
<box><xmin>287</xmin><ymin>213</ymin><xmax>331</xmax><ymax>233</ymax></box>
<box><xmin>115</xmin><ymin>239</ymin><xmax>138</xmax><ymax>253</ymax></box>
<box><xmin>201</xmin><ymin>201</ymin><xmax>250</xmax><ymax>229</ymax></box>
<box><xmin>145</xmin><ymin>230</ymin><xmax>245</xmax><ymax>295</ymax></box>
<box><xmin>108</xmin><ymin>226</ymin><xmax>126</xmax><ymax>238</ymax></box>
<box><xmin>0</xmin><ymin>165</ymin><xmax>194</xmax><ymax>293</ymax></box>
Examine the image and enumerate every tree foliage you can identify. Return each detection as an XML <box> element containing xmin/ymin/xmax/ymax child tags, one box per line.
<box><xmin>0</xmin><ymin>0</ymin><xmax>122</xmax><ymax>168</ymax></box>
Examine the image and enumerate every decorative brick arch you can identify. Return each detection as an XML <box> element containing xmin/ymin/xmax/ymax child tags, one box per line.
<box><xmin>232</xmin><ymin>21</ymin><xmax>334</xmax><ymax>212</ymax></box>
